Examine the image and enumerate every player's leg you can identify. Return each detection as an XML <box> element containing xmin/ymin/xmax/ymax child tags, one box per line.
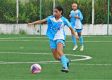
<box><xmin>52</xmin><ymin>49</ymin><xmax>60</xmax><ymax>60</ymax></box>
<box><xmin>56</xmin><ymin>40</ymin><xmax>69</xmax><ymax>72</ymax></box>
<box><xmin>49</xmin><ymin>40</ymin><xmax>60</xmax><ymax>60</ymax></box>
<box><xmin>72</xmin><ymin>28</ymin><xmax>78</xmax><ymax>51</ymax></box>
<box><xmin>77</xmin><ymin>30</ymin><xmax>84</xmax><ymax>51</ymax></box>
<box><xmin>72</xmin><ymin>35</ymin><xmax>77</xmax><ymax>45</ymax></box>
<box><xmin>72</xmin><ymin>35</ymin><xmax>78</xmax><ymax>50</ymax></box>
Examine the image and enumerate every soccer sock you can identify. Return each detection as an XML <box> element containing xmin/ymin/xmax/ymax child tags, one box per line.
<box><xmin>79</xmin><ymin>36</ymin><xmax>84</xmax><ymax>46</ymax></box>
<box><xmin>60</xmin><ymin>55</ymin><xmax>68</xmax><ymax>69</ymax></box>
<box><xmin>72</xmin><ymin>35</ymin><xmax>77</xmax><ymax>46</ymax></box>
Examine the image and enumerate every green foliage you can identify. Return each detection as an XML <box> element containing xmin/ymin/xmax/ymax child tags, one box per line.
<box><xmin>0</xmin><ymin>0</ymin><xmax>111</xmax><ymax>24</ymax></box>
<box><xmin>53</xmin><ymin>0</ymin><xmax>92</xmax><ymax>23</ymax></box>
<box><xmin>95</xmin><ymin>0</ymin><xmax>108</xmax><ymax>24</ymax></box>
<box><xmin>19</xmin><ymin>0</ymin><xmax>40</xmax><ymax>23</ymax></box>
<box><xmin>0</xmin><ymin>0</ymin><xmax>16</xmax><ymax>23</ymax></box>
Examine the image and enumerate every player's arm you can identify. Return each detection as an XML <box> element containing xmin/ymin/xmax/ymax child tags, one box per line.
<box><xmin>69</xmin><ymin>15</ymin><xmax>71</xmax><ymax>18</ymax></box>
<box><xmin>64</xmin><ymin>19</ymin><xmax>79</xmax><ymax>40</ymax></box>
<box><xmin>69</xmin><ymin>13</ymin><xmax>71</xmax><ymax>18</ymax></box>
<box><xmin>28</xmin><ymin>19</ymin><xmax>47</xmax><ymax>25</ymax></box>
<box><xmin>69</xmin><ymin>27</ymin><xmax>79</xmax><ymax>40</ymax></box>
<box><xmin>69</xmin><ymin>11</ymin><xmax>72</xmax><ymax>18</ymax></box>
<box><xmin>75</xmin><ymin>10</ymin><xmax>83</xmax><ymax>20</ymax></box>
<box><xmin>74</xmin><ymin>16</ymin><xmax>79</xmax><ymax>19</ymax></box>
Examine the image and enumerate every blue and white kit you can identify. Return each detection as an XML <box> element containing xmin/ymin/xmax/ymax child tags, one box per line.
<box><xmin>70</xmin><ymin>9</ymin><xmax>83</xmax><ymax>31</ymax></box>
<box><xmin>46</xmin><ymin>15</ymin><xmax>71</xmax><ymax>49</ymax></box>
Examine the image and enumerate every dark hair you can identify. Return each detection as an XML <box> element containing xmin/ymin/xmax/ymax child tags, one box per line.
<box><xmin>72</xmin><ymin>2</ymin><xmax>78</xmax><ymax>5</ymax></box>
<box><xmin>55</xmin><ymin>6</ymin><xmax>63</xmax><ymax>15</ymax></box>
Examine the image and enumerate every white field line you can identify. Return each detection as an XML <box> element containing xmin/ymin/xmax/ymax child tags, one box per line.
<box><xmin>76</xmin><ymin>63</ymin><xmax>112</xmax><ymax>66</ymax></box>
<box><xmin>0</xmin><ymin>36</ymin><xmax>112</xmax><ymax>39</ymax></box>
<box><xmin>0</xmin><ymin>39</ymin><xmax>111</xmax><ymax>43</ymax></box>
<box><xmin>0</xmin><ymin>36</ymin><xmax>112</xmax><ymax>40</ymax></box>
<box><xmin>0</xmin><ymin>52</ymin><xmax>49</xmax><ymax>54</ymax></box>
<box><xmin>0</xmin><ymin>52</ymin><xmax>111</xmax><ymax>66</ymax></box>
<box><xmin>0</xmin><ymin>37</ymin><xmax>47</xmax><ymax>39</ymax></box>
<box><xmin>0</xmin><ymin>61</ymin><xmax>112</xmax><ymax>66</ymax></box>
<box><xmin>0</xmin><ymin>36</ymin><xmax>111</xmax><ymax>42</ymax></box>
<box><xmin>0</xmin><ymin>52</ymin><xmax>92</xmax><ymax>64</ymax></box>
<box><xmin>67</xmin><ymin>41</ymin><xmax>112</xmax><ymax>43</ymax></box>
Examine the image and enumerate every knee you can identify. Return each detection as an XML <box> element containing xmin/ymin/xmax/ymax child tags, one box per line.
<box><xmin>52</xmin><ymin>49</ymin><xmax>60</xmax><ymax>60</ymax></box>
<box><xmin>57</xmin><ymin>48</ymin><xmax>63</xmax><ymax>54</ymax></box>
<box><xmin>57</xmin><ymin>43</ymin><xmax>63</xmax><ymax>52</ymax></box>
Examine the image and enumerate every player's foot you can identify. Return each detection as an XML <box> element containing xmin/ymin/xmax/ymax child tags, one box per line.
<box><xmin>80</xmin><ymin>45</ymin><xmax>84</xmax><ymax>51</ymax></box>
<box><xmin>73</xmin><ymin>45</ymin><xmax>78</xmax><ymax>51</ymax></box>
<box><xmin>61</xmin><ymin>67</ymin><xmax>69</xmax><ymax>73</ymax></box>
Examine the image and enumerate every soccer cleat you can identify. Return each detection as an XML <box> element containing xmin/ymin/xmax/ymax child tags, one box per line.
<box><xmin>73</xmin><ymin>45</ymin><xmax>78</xmax><ymax>51</ymax></box>
<box><xmin>80</xmin><ymin>46</ymin><xmax>84</xmax><ymax>51</ymax></box>
<box><xmin>61</xmin><ymin>67</ymin><xmax>69</xmax><ymax>73</ymax></box>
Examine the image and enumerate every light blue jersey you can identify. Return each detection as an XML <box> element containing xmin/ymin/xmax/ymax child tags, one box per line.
<box><xmin>46</xmin><ymin>15</ymin><xmax>71</xmax><ymax>40</ymax></box>
<box><xmin>70</xmin><ymin>9</ymin><xmax>83</xmax><ymax>29</ymax></box>
<box><xmin>45</xmin><ymin>15</ymin><xmax>70</xmax><ymax>70</ymax></box>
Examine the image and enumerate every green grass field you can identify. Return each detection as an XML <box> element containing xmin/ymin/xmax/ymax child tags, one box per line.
<box><xmin>0</xmin><ymin>35</ymin><xmax>112</xmax><ymax>80</ymax></box>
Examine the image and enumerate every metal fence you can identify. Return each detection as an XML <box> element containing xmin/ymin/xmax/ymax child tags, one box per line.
<box><xmin>0</xmin><ymin>0</ymin><xmax>111</xmax><ymax>24</ymax></box>
<box><xmin>0</xmin><ymin>0</ymin><xmax>111</xmax><ymax>35</ymax></box>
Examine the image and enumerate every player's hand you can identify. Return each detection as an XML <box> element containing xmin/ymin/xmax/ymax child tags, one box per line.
<box><xmin>69</xmin><ymin>15</ymin><xmax>71</xmax><ymax>18</ymax></box>
<box><xmin>28</xmin><ymin>23</ymin><xmax>34</xmax><ymax>27</ymax></box>
<box><xmin>28</xmin><ymin>23</ymin><xmax>33</xmax><ymax>25</ymax></box>
<box><xmin>75</xmin><ymin>35</ymin><xmax>79</xmax><ymax>40</ymax></box>
<box><xmin>74</xmin><ymin>32</ymin><xmax>79</xmax><ymax>40</ymax></box>
<box><xmin>75</xmin><ymin>16</ymin><xmax>79</xmax><ymax>19</ymax></box>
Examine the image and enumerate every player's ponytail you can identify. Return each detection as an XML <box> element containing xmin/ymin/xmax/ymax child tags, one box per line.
<box><xmin>55</xmin><ymin>6</ymin><xmax>63</xmax><ymax>15</ymax></box>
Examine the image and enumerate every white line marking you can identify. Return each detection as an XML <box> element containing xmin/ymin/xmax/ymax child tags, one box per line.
<box><xmin>67</xmin><ymin>41</ymin><xmax>112</xmax><ymax>43</ymax></box>
<box><xmin>0</xmin><ymin>39</ymin><xmax>111</xmax><ymax>43</ymax></box>
<box><xmin>76</xmin><ymin>64</ymin><xmax>112</xmax><ymax>66</ymax></box>
<box><xmin>0</xmin><ymin>52</ymin><xmax>92</xmax><ymax>64</ymax></box>
<box><xmin>0</xmin><ymin>40</ymin><xmax>33</xmax><ymax>41</ymax></box>
<box><xmin>0</xmin><ymin>37</ymin><xmax>47</xmax><ymax>39</ymax></box>
<box><xmin>0</xmin><ymin>36</ymin><xmax>111</xmax><ymax>42</ymax></box>
<box><xmin>0</xmin><ymin>52</ymin><xmax>49</xmax><ymax>54</ymax></box>
<box><xmin>83</xmin><ymin>36</ymin><xmax>112</xmax><ymax>37</ymax></box>
<box><xmin>0</xmin><ymin>36</ymin><xmax>111</xmax><ymax>40</ymax></box>
<box><xmin>0</xmin><ymin>52</ymin><xmax>111</xmax><ymax>66</ymax></box>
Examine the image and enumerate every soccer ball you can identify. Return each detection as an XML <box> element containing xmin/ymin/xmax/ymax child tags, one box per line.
<box><xmin>30</xmin><ymin>64</ymin><xmax>42</xmax><ymax>74</ymax></box>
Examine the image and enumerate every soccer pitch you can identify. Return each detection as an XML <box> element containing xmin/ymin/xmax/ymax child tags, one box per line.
<box><xmin>0</xmin><ymin>35</ymin><xmax>112</xmax><ymax>80</ymax></box>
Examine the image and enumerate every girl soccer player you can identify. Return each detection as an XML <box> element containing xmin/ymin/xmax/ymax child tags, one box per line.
<box><xmin>28</xmin><ymin>6</ymin><xmax>78</xmax><ymax>73</ymax></box>
<box><xmin>70</xmin><ymin>3</ymin><xmax>84</xmax><ymax>51</ymax></box>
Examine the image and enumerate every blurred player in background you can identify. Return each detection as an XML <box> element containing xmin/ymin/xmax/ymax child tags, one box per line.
<box><xmin>69</xmin><ymin>3</ymin><xmax>84</xmax><ymax>51</ymax></box>
<box><xmin>28</xmin><ymin>6</ymin><xmax>78</xmax><ymax>73</ymax></box>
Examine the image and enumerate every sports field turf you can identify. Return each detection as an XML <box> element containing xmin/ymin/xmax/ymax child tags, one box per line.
<box><xmin>0</xmin><ymin>35</ymin><xmax>112</xmax><ymax>80</ymax></box>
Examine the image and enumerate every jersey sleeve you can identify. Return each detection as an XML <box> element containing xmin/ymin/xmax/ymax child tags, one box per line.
<box><xmin>64</xmin><ymin>18</ymin><xmax>72</xmax><ymax>27</ymax></box>
<box><xmin>45</xmin><ymin>16</ymin><xmax>51</xmax><ymax>22</ymax></box>
<box><xmin>78</xmin><ymin>10</ymin><xmax>83</xmax><ymax>21</ymax></box>
<box><xmin>70</xmin><ymin>11</ymin><xmax>74</xmax><ymax>17</ymax></box>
